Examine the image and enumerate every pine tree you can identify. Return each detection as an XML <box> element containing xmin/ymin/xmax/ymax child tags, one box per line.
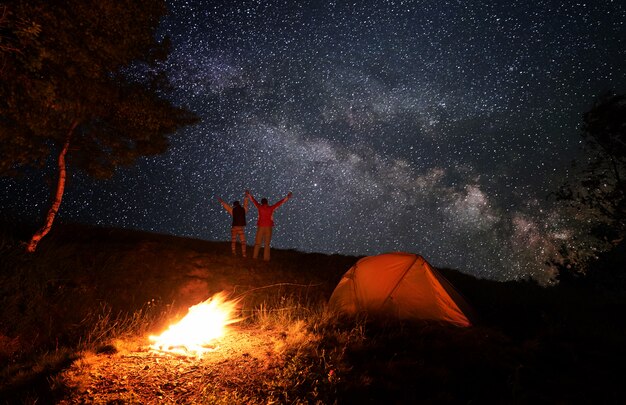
<box><xmin>0</xmin><ymin>0</ymin><xmax>198</xmax><ymax>251</ymax></box>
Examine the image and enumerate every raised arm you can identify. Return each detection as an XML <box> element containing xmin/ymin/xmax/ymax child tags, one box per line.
<box><xmin>246</xmin><ymin>190</ymin><xmax>260</xmax><ymax>208</ymax></box>
<box><xmin>217</xmin><ymin>197</ymin><xmax>233</xmax><ymax>215</ymax></box>
<box><xmin>271</xmin><ymin>191</ymin><xmax>292</xmax><ymax>209</ymax></box>
<box><xmin>243</xmin><ymin>194</ymin><xmax>250</xmax><ymax>212</ymax></box>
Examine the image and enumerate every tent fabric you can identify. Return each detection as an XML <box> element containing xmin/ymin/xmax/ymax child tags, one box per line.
<box><xmin>329</xmin><ymin>252</ymin><xmax>472</xmax><ymax>327</ymax></box>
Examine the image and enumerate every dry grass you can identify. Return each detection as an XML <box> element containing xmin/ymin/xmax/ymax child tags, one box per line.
<box><xmin>1</xmin><ymin>222</ymin><xmax>626</xmax><ymax>403</ymax></box>
<box><xmin>52</xmin><ymin>298</ymin><xmax>360</xmax><ymax>404</ymax></box>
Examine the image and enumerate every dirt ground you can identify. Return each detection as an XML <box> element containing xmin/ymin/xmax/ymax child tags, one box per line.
<box><xmin>58</xmin><ymin>326</ymin><xmax>293</xmax><ymax>404</ymax></box>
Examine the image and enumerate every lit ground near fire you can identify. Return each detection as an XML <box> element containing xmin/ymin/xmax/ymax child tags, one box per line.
<box><xmin>4</xmin><ymin>225</ymin><xmax>626</xmax><ymax>403</ymax></box>
<box><xmin>59</xmin><ymin>324</ymin><xmax>314</xmax><ymax>404</ymax></box>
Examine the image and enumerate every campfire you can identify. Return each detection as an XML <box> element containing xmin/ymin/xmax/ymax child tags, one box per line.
<box><xmin>149</xmin><ymin>291</ymin><xmax>241</xmax><ymax>356</ymax></box>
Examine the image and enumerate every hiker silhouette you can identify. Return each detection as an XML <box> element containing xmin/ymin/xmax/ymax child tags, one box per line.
<box><xmin>245</xmin><ymin>190</ymin><xmax>292</xmax><ymax>261</ymax></box>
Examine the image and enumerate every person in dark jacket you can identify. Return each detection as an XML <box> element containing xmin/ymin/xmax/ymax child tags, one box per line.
<box><xmin>217</xmin><ymin>194</ymin><xmax>249</xmax><ymax>257</ymax></box>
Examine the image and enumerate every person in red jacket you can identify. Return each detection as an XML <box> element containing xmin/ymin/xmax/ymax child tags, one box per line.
<box><xmin>246</xmin><ymin>190</ymin><xmax>292</xmax><ymax>261</ymax></box>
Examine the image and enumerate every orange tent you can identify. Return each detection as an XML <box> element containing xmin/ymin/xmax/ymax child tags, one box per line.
<box><xmin>328</xmin><ymin>252</ymin><xmax>472</xmax><ymax>327</ymax></box>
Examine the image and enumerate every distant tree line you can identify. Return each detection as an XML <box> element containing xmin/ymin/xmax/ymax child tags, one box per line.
<box><xmin>555</xmin><ymin>92</ymin><xmax>626</xmax><ymax>286</ymax></box>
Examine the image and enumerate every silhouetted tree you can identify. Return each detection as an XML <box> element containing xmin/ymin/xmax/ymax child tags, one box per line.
<box><xmin>555</xmin><ymin>92</ymin><xmax>626</xmax><ymax>278</ymax></box>
<box><xmin>0</xmin><ymin>1</ymin><xmax>198</xmax><ymax>251</ymax></box>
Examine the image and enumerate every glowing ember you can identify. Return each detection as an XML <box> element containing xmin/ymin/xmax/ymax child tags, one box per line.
<box><xmin>149</xmin><ymin>291</ymin><xmax>241</xmax><ymax>356</ymax></box>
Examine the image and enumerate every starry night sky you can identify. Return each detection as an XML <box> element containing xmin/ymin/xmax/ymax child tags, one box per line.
<box><xmin>2</xmin><ymin>0</ymin><xmax>626</xmax><ymax>282</ymax></box>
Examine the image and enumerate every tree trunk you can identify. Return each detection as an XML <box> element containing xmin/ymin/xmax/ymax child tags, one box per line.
<box><xmin>26</xmin><ymin>121</ymin><xmax>78</xmax><ymax>252</ymax></box>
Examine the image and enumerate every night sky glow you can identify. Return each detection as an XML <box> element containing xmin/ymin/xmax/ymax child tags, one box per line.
<box><xmin>2</xmin><ymin>0</ymin><xmax>626</xmax><ymax>282</ymax></box>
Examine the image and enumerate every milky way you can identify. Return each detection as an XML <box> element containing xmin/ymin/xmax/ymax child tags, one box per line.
<box><xmin>2</xmin><ymin>0</ymin><xmax>625</xmax><ymax>282</ymax></box>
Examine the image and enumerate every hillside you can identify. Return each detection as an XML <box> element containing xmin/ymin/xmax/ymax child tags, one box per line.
<box><xmin>1</xmin><ymin>222</ymin><xmax>626</xmax><ymax>403</ymax></box>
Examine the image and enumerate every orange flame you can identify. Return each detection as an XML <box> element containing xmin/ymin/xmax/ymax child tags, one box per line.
<box><xmin>149</xmin><ymin>291</ymin><xmax>241</xmax><ymax>356</ymax></box>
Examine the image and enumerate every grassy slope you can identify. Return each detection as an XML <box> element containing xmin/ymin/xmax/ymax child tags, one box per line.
<box><xmin>1</xmin><ymin>222</ymin><xmax>626</xmax><ymax>403</ymax></box>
